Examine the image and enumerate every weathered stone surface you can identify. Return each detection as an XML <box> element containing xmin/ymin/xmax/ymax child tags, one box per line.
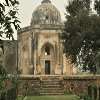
<box><xmin>18</xmin><ymin>76</ymin><xmax>41</xmax><ymax>96</ymax></box>
<box><xmin>3</xmin><ymin>41</ymin><xmax>17</xmax><ymax>74</ymax></box>
<box><xmin>0</xmin><ymin>0</ymin><xmax>74</xmax><ymax>75</ymax></box>
<box><xmin>18</xmin><ymin>75</ymin><xmax>100</xmax><ymax>96</ymax></box>
<box><xmin>17</xmin><ymin>0</ymin><xmax>75</xmax><ymax>75</ymax></box>
<box><xmin>31</xmin><ymin>0</ymin><xmax>61</xmax><ymax>25</ymax></box>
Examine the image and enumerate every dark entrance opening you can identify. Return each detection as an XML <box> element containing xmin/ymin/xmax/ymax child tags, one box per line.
<box><xmin>45</xmin><ymin>60</ymin><xmax>50</xmax><ymax>75</ymax></box>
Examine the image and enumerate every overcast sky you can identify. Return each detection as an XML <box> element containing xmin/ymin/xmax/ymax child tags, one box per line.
<box><xmin>19</xmin><ymin>0</ymin><xmax>68</xmax><ymax>27</ymax></box>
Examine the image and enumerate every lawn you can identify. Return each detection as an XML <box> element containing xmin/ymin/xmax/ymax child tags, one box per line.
<box><xmin>17</xmin><ymin>95</ymin><xmax>80</xmax><ymax>100</ymax></box>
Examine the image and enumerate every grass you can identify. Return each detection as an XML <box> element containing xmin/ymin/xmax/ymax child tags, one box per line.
<box><xmin>17</xmin><ymin>95</ymin><xmax>80</xmax><ymax>100</ymax></box>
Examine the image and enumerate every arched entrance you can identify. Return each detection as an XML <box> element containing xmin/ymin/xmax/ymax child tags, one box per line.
<box><xmin>41</xmin><ymin>43</ymin><xmax>54</xmax><ymax>75</ymax></box>
<box><xmin>45</xmin><ymin>60</ymin><xmax>50</xmax><ymax>74</ymax></box>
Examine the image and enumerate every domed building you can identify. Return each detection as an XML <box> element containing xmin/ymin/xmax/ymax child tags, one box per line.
<box><xmin>18</xmin><ymin>0</ymin><xmax>74</xmax><ymax>75</ymax></box>
<box><xmin>31</xmin><ymin>0</ymin><xmax>61</xmax><ymax>25</ymax></box>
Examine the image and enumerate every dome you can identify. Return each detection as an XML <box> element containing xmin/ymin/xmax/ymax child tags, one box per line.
<box><xmin>31</xmin><ymin>0</ymin><xmax>61</xmax><ymax>25</ymax></box>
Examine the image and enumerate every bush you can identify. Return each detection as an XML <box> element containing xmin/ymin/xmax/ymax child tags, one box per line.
<box><xmin>0</xmin><ymin>91</ymin><xmax>6</xmax><ymax>100</ymax></box>
<box><xmin>0</xmin><ymin>87</ymin><xmax>17</xmax><ymax>100</ymax></box>
<box><xmin>7</xmin><ymin>87</ymin><xmax>17</xmax><ymax>100</ymax></box>
<box><xmin>79</xmin><ymin>93</ymin><xmax>92</xmax><ymax>100</ymax></box>
<box><xmin>88</xmin><ymin>84</ymin><xmax>98</xmax><ymax>100</ymax></box>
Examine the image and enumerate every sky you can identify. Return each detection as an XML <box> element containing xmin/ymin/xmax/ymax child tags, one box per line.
<box><xmin>0</xmin><ymin>0</ymin><xmax>67</xmax><ymax>40</ymax></box>
<box><xmin>19</xmin><ymin>0</ymin><xmax>68</xmax><ymax>27</ymax></box>
<box><xmin>0</xmin><ymin>0</ymin><xmax>94</xmax><ymax>40</ymax></box>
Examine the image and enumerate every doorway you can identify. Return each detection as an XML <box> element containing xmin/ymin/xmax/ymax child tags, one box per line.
<box><xmin>45</xmin><ymin>60</ymin><xmax>50</xmax><ymax>75</ymax></box>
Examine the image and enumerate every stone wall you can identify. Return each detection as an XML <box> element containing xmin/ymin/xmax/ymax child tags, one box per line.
<box><xmin>63</xmin><ymin>76</ymin><xmax>100</xmax><ymax>95</ymax></box>
<box><xmin>18</xmin><ymin>76</ymin><xmax>41</xmax><ymax>96</ymax></box>
<box><xmin>63</xmin><ymin>75</ymin><xmax>100</xmax><ymax>100</ymax></box>
<box><xmin>0</xmin><ymin>40</ymin><xmax>17</xmax><ymax>74</ymax></box>
<box><xmin>18</xmin><ymin>75</ymin><xmax>100</xmax><ymax>97</ymax></box>
<box><xmin>3</xmin><ymin>41</ymin><xmax>17</xmax><ymax>74</ymax></box>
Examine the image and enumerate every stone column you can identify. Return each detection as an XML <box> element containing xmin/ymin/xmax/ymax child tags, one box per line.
<box><xmin>28</xmin><ymin>35</ymin><xmax>34</xmax><ymax>74</ymax></box>
<box><xmin>33</xmin><ymin>32</ymin><xmax>38</xmax><ymax>75</ymax></box>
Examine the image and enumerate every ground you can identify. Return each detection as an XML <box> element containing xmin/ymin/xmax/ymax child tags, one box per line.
<box><xmin>18</xmin><ymin>95</ymin><xmax>80</xmax><ymax>100</ymax></box>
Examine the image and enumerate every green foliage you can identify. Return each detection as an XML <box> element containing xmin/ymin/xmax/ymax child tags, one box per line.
<box><xmin>0</xmin><ymin>0</ymin><xmax>20</xmax><ymax>40</ymax></box>
<box><xmin>79</xmin><ymin>93</ymin><xmax>92</xmax><ymax>100</ymax></box>
<box><xmin>66</xmin><ymin>0</ymin><xmax>90</xmax><ymax>17</ymax></box>
<box><xmin>0</xmin><ymin>0</ymin><xmax>19</xmax><ymax>99</ymax></box>
<box><xmin>0</xmin><ymin>64</ymin><xmax>18</xmax><ymax>100</ymax></box>
<box><xmin>64</xmin><ymin>90</ymin><xmax>73</xmax><ymax>95</ymax></box>
<box><xmin>88</xmin><ymin>84</ymin><xmax>99</xmax><ymax>100</ymax></box>
<box><xmin>0</xmin><ymin>87</ymin><xmax>17</xmax><ymax>100</ymax></box>
<box><xmin>0</xmin><ymin>65</ymin><xmax>7</xmax><ymax>90</ymax></box>
<box><xmin>62</xmin><ymin>0</ymin><xmax>100</xmax><ymax>73</ymax></box>
<box><xmin>95</xmin><ymin>0</ymin><xmax>100</xmax><ymax>16</ymax></box>
<box><xmin>6</xmin><ymin>87</ymin><xmax>17</xmax><ymax>100</ymax></box>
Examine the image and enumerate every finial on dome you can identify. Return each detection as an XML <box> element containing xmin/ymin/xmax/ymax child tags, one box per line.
<box><xmin>41</xmin><ymin>0</ymin><xmax>51</xmax><ymax>4</ymax></box>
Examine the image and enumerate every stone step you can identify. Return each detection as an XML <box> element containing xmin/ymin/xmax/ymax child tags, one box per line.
<box><xmin>40</xmin><ymin>91</ymin><xmax>64</xmax><ymax>94</ymax></box>
<box><xmin>33</xmin><ymin>77</ymin><xmax>64</xmax><ymax>95</ymax></box>
<box><xmin>41</xmin><ymin>80</ymin><xmax>61</xmax><ymax>82</ymax></box>
<box><xmin>41</xmin><ymin>77</ymin><xmax>60</xmax><ymax>79</ymax></box>
<box><xmin>41</xmin><ymin>82</ymin><xmax>61</xmax><ymax>84</ymax></box>
<box><xmin>41</xmin><ymin>84</ymin><xmax>62</xmax><ymax>87</ymax></box>
<box><xmin>41</xmin><ymin>84</ymin><xmax>61</xmax><ymax>86</ymax></box>
<box><xmin>40</xmin><ymin>90</ymin><xmax>64</xmax><ymax>93</ymax></box>
<box><xmin>32</xmin><ymin>87</ymin><xmax>40</xmax><ymax>90</ymax></box>
<box><xmin>40</xmin><ymin>87</ymin><xmax>63</xmax><ymax>90</ymax></box>
<box><xmin>32</xmin><ymin>85</ymin><xmax>40</xmax><ymax>87</ymax></box>
<box><xmin>41</xmin><ymin>84</ymin><xmax>62</xmax><ymax>86</ymax></box>
<box><xmin>40</xmin><ymin>92</ymin><xmax>64</xmax><ymax>95</ymax></box>
<box><xmin>32</xmin><ymin>83</ymin><xmax>40</xmax><ymax>85</ymax></box>
<box><xmin>41</xmin><ymin>81</ymin><xmax>61</xmax><ymax>84</ymax></box>
<box><xmin>42</xmin><ymin>78</ymin><xmax>62</xmax><ymax>80</ymax></box>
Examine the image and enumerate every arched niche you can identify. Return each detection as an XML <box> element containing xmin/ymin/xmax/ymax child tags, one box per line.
<box><xmin>40</xmin><ymin>42</ymin><xmax>55</xmax><ymax>74</ymax></box>
<box><xmin>41</xmin><ymin>42</ymin><xmax>54</xmax><ymax>58</ymax></box>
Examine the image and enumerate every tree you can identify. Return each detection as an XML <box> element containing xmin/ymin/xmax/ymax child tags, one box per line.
<box><xmin>62</xmin><ymin>0</ymin><xmax>100</xmax><ymax>73</ymax></box>
<box><xmin>95</xmin><ymin>0</ymin><xmax>100</xmax><ymax>16</ymax></box>
<box><xmin>0</xmin><ymin>0</ymin><xmax>20</xmax><ymax>99</ymax></box>
<box><xmin>0</xmin><ymin>0</ymin><xmax>20</xmax><ymax>40</ymax></box>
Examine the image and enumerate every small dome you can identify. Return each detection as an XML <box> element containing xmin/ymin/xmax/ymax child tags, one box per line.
<box><xmin>31</xmin><ymin>0</ymin><xmax>61</xmax><ymax>25</ymax></box>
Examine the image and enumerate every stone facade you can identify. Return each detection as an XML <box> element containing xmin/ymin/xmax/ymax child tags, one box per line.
<box><xmin>0</xmin><ymin>0</ymin><xmax>75</xmax><ymax>75</ymax></box>
<box><xmin>18</xmin><ymin>0</ymin><xmax>74</xmax><ymax>75</ymax></box>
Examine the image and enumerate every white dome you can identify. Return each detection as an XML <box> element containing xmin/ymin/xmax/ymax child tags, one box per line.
<box><xmin>31</xmin><ymin>0</ymin><xmax>61</xmax><ymax>25</ymax></box>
